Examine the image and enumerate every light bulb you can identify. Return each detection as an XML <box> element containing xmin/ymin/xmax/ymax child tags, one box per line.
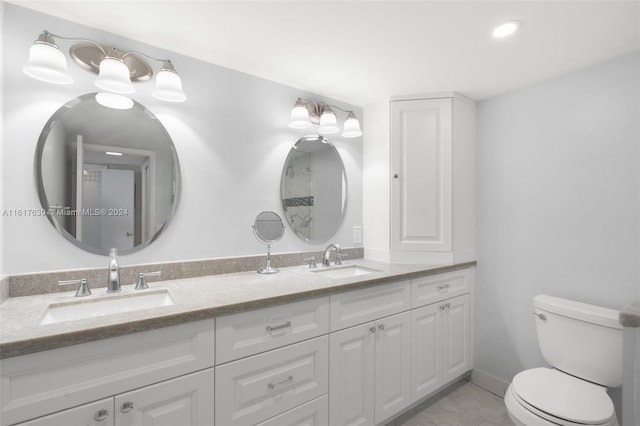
<box><xmin>23</xmin><ymin>42</ymin><xmax>73</xmax><ymax>84</ymax></box>
<box><xmin>153</xmin><ymin>68</ymin><xmax>187</xmax><ymax>102</ymax></box>
<box><xmin>318</xmin><ymin>110</ymin><xmax>339</xmax><ymax>134</ymax></box>
<box><xmin>95</xmin><ymin>57</ymin><xmax>134</xmax><ymax>94</ymax></box>
<box><xmin>342</xmin><ymin>114</ymin><xmax>363</xmax><ymax>138</ymax></box>
<box><xmin>289</xmin><ymin>102</ymin><xmax>312</xmax><ymax>129</ymax></box>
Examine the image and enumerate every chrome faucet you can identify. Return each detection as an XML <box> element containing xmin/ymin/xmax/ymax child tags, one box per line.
<box><xmin>322</xmin><ymin>243</ymin><xmax>342</xmax><ymax>267</ymax></box>
<box><xmin>107</xmin><ymin>247</ymin><xmax>121</xmax><ymax>293</ymax></box>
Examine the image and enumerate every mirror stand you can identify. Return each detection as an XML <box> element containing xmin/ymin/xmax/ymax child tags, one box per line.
<box><xmin>257</xmin><ymin>239</ymin><xmax>278</xmax><ymax>274</ymax></box>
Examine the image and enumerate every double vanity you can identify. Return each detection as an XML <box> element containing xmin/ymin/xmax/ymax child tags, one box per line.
<box><xmin>0</xmin><ymin>259</ymin><xmax>475</xmax><ymax>426</ymax></box>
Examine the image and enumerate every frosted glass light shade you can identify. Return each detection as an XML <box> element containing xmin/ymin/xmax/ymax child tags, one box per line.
<box><xmin>23</xmin><ymin>43</ymin><xmax>73</xmax><ymax>84</ymax></box>
<box><xmin>289</xmin><ymin>105</ymin><xmax>312</xmax><ymax>129</ymax></box>
<box><xmin>95</xmin><ymin>92</ymin><xmax>134</xmax><ymax>110</ymax></box>
<box><xmin>152</xmin><ymin>69</ymin><xmax>187</xmax><ymax>102</ymax></box>
<box><xmin>318</xmin><ymin>110</ymin><xmax>339</xmax><ymax>134</ymax></box>
<box><xmin>95</xmin><ymin>57</ymin><xmax>135</xmax><ymax>94</ymax></box>
<box><xmin>342</xmin><ymin>115</ymin><xmax>363</xmax><ymax>138</ymax></box>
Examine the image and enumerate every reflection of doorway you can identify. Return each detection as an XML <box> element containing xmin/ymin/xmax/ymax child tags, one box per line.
<box><xmin>74</xmin><ymin>139</ymin><xmax>155</xmax><ymax>252</ymax></box>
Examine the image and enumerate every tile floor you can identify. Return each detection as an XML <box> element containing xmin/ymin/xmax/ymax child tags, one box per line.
<box><xmin>391</xmin><ymin>381</ymin><xmax>516</xmax><ymax>426</ymax></box>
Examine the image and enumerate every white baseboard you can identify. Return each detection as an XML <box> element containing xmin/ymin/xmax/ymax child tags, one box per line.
<box><xmin>471</xmin><ymin>368</ymin><xmax>510</xmax><ymax>398</ymax></box>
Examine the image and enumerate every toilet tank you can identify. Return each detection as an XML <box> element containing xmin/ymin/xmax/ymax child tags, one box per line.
<box><xmin>533</xmin><ymin>294</ymin><xmax>623</xmax><ymax>387</ymax></box>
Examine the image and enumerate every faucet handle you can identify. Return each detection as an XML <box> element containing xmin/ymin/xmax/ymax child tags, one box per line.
<box><xmin>304</xmin><ymin>257</ymin><xmax>317</xmax><ymax>269</ymax></box>
<box><xmin>59</xmin><ymin>278</ymin><xmax>91</xmax><ymax>297</ymax></box>
<box><xmin>135</xmin><ymin>271</ymin><xmax>161</xmax><ymax>290</ymax></box>
<box><xmin>335</xmin><ymin>252</ymin><xmax>349</xmax><ymax>266</ymax></box>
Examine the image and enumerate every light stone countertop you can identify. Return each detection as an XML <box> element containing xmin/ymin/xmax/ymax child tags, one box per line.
<box><xmin>0</xmin><ymin>260</ymin><xmax>475</xmax><ymax>359</ymax></box>
<box><xmin>620</xmin><ymin>301</ymin><xmax>640</xmax><ymax>327</ymax></box>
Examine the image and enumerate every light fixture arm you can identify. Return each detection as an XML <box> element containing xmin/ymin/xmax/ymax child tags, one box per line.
<box><xmin>38</xmin><ymin>30</ymin><xmax>108</xmax><ymax>57</ymax></box>
<box><xmin>122</xmin><ymin>50</ymin><xmax>177</xmax><ymax>71</ymax></box>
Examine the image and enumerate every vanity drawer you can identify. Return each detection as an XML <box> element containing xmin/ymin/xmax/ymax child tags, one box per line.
<box><xmin>411</xmin><ymin>269</ymin><xmax>472</xmax><ymax>308</ymax></box>
<box><xmin>216</xmin><ymin>296</ymin><xmax>329</xmax><ymax>364</ymax></box>
<box><xmin>256</xmin><ymin>395</ymin><xmax>328</xmax><ymax>426</ymax></box>
<box><xmin>215</xmin><ymin>335</ymin><xmax>328</xmax><ymax>426</ymax></box>
<box><xmin>0</xmin><ymin>319</ymin><xmax>215</xmax><ymax>426</ymax></box>
<box><xmin>330</xmin><ymin>280</ymin><xmax>411</xmax><ymax>331</ymax></box>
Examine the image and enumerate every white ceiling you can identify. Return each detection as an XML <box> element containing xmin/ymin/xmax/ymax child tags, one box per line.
<box><xmin>8</xmin><ymin>0</ymin><xmax>640</xmax><ymax>106</ymax></box>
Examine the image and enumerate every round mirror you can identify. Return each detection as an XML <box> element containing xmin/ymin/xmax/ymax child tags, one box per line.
<box><xmin>253</xmin><ymin>211</ymin><xmax>285</xmax><ymax>243</ymax></box>
<box><xmin>280</xmin><ymin>135</ymin><xmax>347</xmax><ymax>244</ymax></box>
<box><xmin>35</xmin><ymin>93</ymin><xmax>181</xmax><ymax>255</ymax></box>
<box><xmin>253</xmin><ymin>211</ymin><xmax>284</xmax><ymax>274</ymax></box>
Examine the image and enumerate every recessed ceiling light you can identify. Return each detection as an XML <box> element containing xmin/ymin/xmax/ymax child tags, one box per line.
<box><xmin>492</xmin><ymin>21</ymin><xmax>522</xmax><ymax>39</ymax></box>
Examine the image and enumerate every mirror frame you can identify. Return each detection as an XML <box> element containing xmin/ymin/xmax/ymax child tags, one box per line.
<box><xmin>280</xmin><ymin>135</ymin><xmax>347</xmax><ymax>244</ymax></box>
<box><xmin>34</xmin><ymin>93</ymin><xmax>182</xmax><ymax>256</ymax></box>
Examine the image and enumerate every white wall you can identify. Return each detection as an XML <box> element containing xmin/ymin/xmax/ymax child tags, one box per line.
<box><xmin>475</xmin><ymin>51</ymin><xmax>639</xmax><ymax>389</ymax></box>
<box><xmin>0</xmin><ymin>1</ymin><xmax>4</xmax><ymax>281</ymax></box>
<box><xmin>2</xmin><ymin>4</ymin><xmax>363</xmax><ymax>274</ymax></box>
<box><xmin>362</xmin><ymin>100</ymin><xmax>391</xmax><ymax>262</ymax></box>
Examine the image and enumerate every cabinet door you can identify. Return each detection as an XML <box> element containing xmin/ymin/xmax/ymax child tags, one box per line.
<box><xmin>329</xmin><ymin>322</ymin><xmax>375</xmax><ymax>426</ymax></box>
<box><xmin>391</xmin><ymin>97</ymin><xmax>452</xmax><ymax>252</ymax></box>
<box><xmin>441</xmin><ymin>294</ymin><xmax>470</xmax><ymax>384</ymax></box>
<box><xmin>411</xmin><ymin>303</ymin><xmax>442</xmax><ymax>402</ymax></box>
<box><xmin>374</xmin><ymin>311</ymin><xmax>411</xmax><ymax>424</ymax></box>
<box><xmin>15</xmin><ymin>398</ymin><xmax>113</xmax><ymax>426</ymax></box>
<box><xmin>114</xmin><ymin>368</ymin><xmax>214</xmax><ymax>426</ymax></box>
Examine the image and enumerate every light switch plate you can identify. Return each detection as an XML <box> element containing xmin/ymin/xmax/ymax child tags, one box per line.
<box><xmin>353</xmin><ymin>226</ymin><xmax>362</xmax><ymax>244</ymax></box>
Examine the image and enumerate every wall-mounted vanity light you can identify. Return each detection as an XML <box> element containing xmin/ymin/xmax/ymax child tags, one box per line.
<box><xmin>23</xmin><ymin>30</ymin><xmax>187</xmax><ymax>109</ymax></box>
<box><xmin>289</xmin><ymin>98</ymin><xmax>363</xmax><ymax>138</ymax></box>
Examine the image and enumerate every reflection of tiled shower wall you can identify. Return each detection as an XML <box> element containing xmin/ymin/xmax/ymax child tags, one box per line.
<box><xmin>282</xmin><ymin>153</ymin><xmax>314</xmax><ymax>241</ymax></box>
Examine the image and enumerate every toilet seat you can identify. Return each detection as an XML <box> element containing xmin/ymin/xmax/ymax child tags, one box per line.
<box><xmin>509</xmin><ymin>368</ymin><xmax>616</xmax><ymax>426</ymax></box>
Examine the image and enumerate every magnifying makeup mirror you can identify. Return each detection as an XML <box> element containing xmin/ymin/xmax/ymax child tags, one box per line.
<box><xmin>253</xmin><ymin>211</ymin><xmax>285</xmax><ymax>274</ymax></box>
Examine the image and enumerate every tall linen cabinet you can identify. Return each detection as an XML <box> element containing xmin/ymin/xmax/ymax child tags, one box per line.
<box><xmin>363</xmin><ymin>93</ymin><xmax>475</xmax><ymax>264</ymax></box>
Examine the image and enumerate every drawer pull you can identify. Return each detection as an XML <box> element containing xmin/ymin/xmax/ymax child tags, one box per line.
<box><xmin>120</xmin><ymin>401</ymin><xmax>134</xmax><ymax>413</ymax></box>
<box><xmin>94</xmin><ymin>409</ymin><xmax>109</xmax><ymax>422</ymax></box>
<box><xmin>266</xmin><ymin>321</ymin><xmax>291</xmax><ymax>332</ymax></box>
<box><xmin>268</xmin><ymin>375</ymin><xmax>294</xmax><ymax>390</ymax></box>
<box><xmin>437</xmin><ymin>284</ymin><xmax>450</xmax><ymax>291</ymax></box>
<box><xmin>369</xmin><ymin>326</ymin><xmax>377</xmax><ymax>333</ymax></box>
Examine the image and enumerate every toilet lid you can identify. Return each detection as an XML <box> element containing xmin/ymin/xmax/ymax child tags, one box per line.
<box><xmin>512</xmin><ymin>368</ymin><xmax>614</xmax><ymax>425</ymax></box>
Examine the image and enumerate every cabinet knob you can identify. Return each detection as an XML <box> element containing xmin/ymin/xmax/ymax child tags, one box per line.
<box><xmin>369</xmin><ymin>326</ymin><xmax>377</xmax><ymax>333</ymax></box>
<box><xmin>393</xmin><ymin>173</ymin><xmax>399</xmax><ymax>179</ymax></box>
<box><xmin>378</xmin><ymin>324</ymin><xmax>385</xmax><ymax>330</ymax></box>
<box><xmin>120</xmin><ymin>401</ymin><xmax>134</xmax><ymax>413</ymax></box>
<box><xmin>94</xmin><ymin>409</ymin><xmax>109</xmax><ymax>422</ymax></box>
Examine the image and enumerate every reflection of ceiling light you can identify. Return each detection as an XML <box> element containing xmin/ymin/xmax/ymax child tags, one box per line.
<box><xmin>492</xmin><ymin>21</ymin><xmax>522</xmax><ymax>38</ymax></box>
<box><xmin>106</xmin><ymin>151</ymin><xmax>123</xmax><ymax>156</ymax></box>
<box><xmin>23</xmin><ymin>30</ymin><xmax>187</xmax><ymax>102</ymax></box>
<box><xmin>95</xmin><ymin>92</ymin><xmax>134</xmax><ymax>110</ymax></box>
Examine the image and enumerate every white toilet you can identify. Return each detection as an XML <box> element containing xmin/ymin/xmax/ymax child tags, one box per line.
<box><xmin>505</xmin><ymin>294</ymin><xmax>623</xmax><ymax>426</ymax></box>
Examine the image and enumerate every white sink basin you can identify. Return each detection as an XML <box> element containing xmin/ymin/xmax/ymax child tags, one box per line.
<box><xmin>39</xmin><ymin>289</ymin><xmax>175</xmax><ymax>325</ymax></box>
<box><xmin>310</xmin><ymin>265</ymin><xmax>381</xmax><ymax>279</ymax></box>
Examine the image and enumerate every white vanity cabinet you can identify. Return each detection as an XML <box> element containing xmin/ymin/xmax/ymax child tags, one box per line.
<box><xmin>214</xmin><ymin>297</ymin><xmax>330</xmax><ymax>426</ymax></box>
<box><xmin>15</xmin><ymin>369</ymin><xmax>215</xmax><ymax>426</ymax></box>
<box><xmin>389</xmin><ymin>93</ymin><xmax>475</xmax><ymax>265</ymax></box>
<box><xmin>410</xmin><ymin>269</ymin><xmax>472</xmax><ymax>403</ymax></box>
<box><xmin>328</xmin><ymin>282</ymin><xmax>412</xmax><ymax>426</ymax></box>
<box><xmin>1</xmin><ymin>319</ymin><xmax>215</xmax><ymax>426</ymax></box>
